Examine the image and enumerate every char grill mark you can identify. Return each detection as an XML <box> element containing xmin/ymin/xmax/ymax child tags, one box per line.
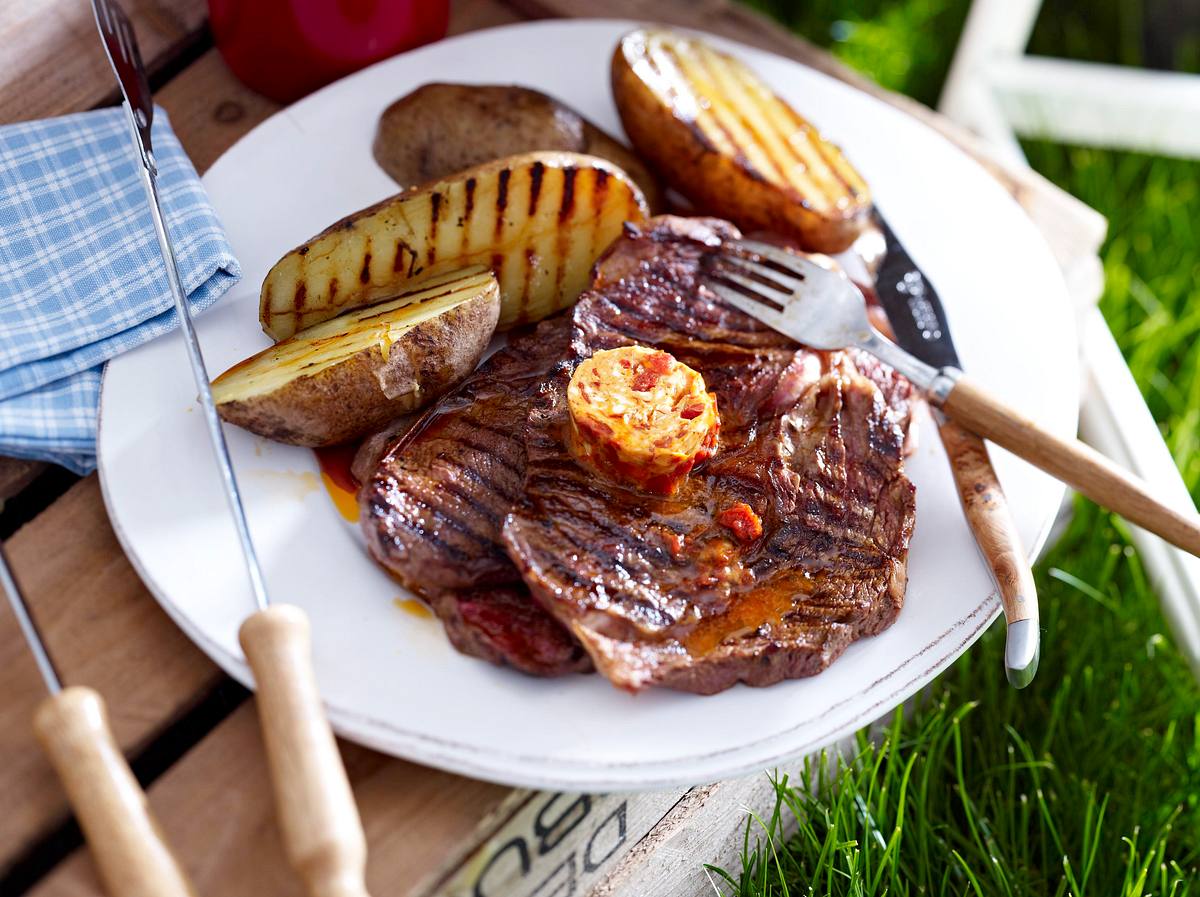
<box><xmin>463</xmin><ymin>177</ymin><xmax>476</xmax><ymax>221</ymax></box>
<box><xmin>527</xmin><ymin>161</ymin><xmax>545</xmax><ymax>215</ymax></box>
<box><xmin>494</xmin><ymin>168</ymin><xmax>511</xmax><ymax>237</ymax></box>
<box><xmin>528</xmin><ymin>481</ymin><xmax>676</xmax><ymax>572</ymax></box>
<box><xmin>558</xmin><ymin>166</ymin><xmax>577</xmax><ymax>222</ymax></box>
<box><xmin>435</xmin><ymin>458</ymin><xmax>521</xmax><ymax>512</ymax></box>
<box><xmin>435</xmin><ymin>434</ymin><xmax>524</xmax><ymax>481</ymax></box>
<box><xmin>427</xmin><ymin>191</ymin><xmax>441</xmax><ymax>261</ymax></box>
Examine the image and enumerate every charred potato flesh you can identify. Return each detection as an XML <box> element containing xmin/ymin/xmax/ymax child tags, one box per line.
<box><xmin>260</xmin><ymin>151</ymin><xmax>648</xmax><ymax>340</ymax></box>
<box><xmin>612</xmin><ymin>29</ymin><xmax>871</xmax><ymax>253</ymax></box>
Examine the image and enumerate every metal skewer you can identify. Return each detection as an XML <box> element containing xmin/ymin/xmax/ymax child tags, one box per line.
<box><xmin>1</xmin><ymin>544</ymin><xmax>60</xmax><ymax>693</ymax></box>
<box><xmin>91</xmin><ymin>3</ymin><xmax>372</xmax><ymax>895</ymax></box>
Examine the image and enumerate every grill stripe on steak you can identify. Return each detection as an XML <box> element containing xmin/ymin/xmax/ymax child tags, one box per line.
<box><xmin>361</xmin><ymin>315</ymin><xmax>593</xmax><ymax>676</ymax></box>
<box><xmin>363</xmin><ymin>317</ymin><xmax>570</xmax><ymax>592</ymax></box>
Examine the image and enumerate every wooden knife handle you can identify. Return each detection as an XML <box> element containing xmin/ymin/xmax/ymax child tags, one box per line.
<box><xmin>942</xmin><ymin>374</ymin><xmax>1200</xmax><ymax>556</ymax></box>
<box><xmin>33</xmin><ymin>686</ymin><xmax>195</xmax><ymax>897</ymax></box>
<box><xmin>936</xmin><ymin>418</ymin><xmax>1037</xmax><ymax>625</ymax></box>
<box><xmin>240</xmin><ymin>605</ymin><xmax>370</xmax><ymax>897</ymax></box>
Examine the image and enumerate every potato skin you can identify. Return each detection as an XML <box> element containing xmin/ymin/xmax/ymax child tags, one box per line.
<box><xmin>217</xmin><ymin>286</ymin><xmax>499</xmax><ymax>447</ymax></box>
<box><xmin>373</xmin><ymin>83</ymin><xmax>665</xmax><ymax>212</ymax></box>
<box><xmin>611</xmin><ymin>32</ymin><xmax>870</xmax><ymax>254</ymax></box>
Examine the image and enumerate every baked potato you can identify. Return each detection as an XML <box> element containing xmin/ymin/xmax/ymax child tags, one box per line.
<box><xmin>611</xmin><ymin>29</ymin><xmax>871</xmax><ymax>254</ymax></box>
<box><xmin>373</xmin><ymin>82</ymin><xmax>666</xmax><ymax>212</ymax></box>
<box><xmin>215</xmin><ymin>267</ymin><xmax>499</xmax><ymax>446</ymax></box>
<box><xmin>260</xmin><ymin>152</ymin><xmax>648</xmax><ymax>340</ymax></box>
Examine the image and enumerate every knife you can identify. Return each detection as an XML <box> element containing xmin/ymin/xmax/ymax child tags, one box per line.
<box><xmin>1</xmin><ymin>541</ymin><xmax>195</xmax><ymax>897</ymax></box>
<box><xmin>871</xmin><ymin>213</ymin><xmax>1040</xmax><ymax>688</ymax></box>
<box><xmin>91</xmin><ymin>2</ymin><xmax>373</xmax><ymax>893</ymax></box>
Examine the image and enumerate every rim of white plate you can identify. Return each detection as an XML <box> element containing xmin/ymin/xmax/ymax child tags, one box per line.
<box><xmin>98</xmin><ymin>18</ymin><xmax>1076</xmax><ymax>791</ymax></box>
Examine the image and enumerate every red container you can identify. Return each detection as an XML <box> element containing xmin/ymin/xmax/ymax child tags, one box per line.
<box><xmin>209</xmin><ymin>0</ymin><xmax>449</xmax><ymax>104</ymax></box>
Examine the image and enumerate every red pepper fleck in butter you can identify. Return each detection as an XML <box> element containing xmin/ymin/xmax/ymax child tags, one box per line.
<box><xmin>717</xmin><ymin>503</ymin><xmax>763</xmax><ymax>542</ymax></box>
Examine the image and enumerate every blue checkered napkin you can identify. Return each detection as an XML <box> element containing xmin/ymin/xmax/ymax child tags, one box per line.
<box><xmin>0</xmin><ymin>106</ymin><xmax>240</xmax><ymax>474</ymax></box>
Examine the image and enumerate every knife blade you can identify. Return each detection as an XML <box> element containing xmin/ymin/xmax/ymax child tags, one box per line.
<box><xmin>91</xmin><ymin>1</ymin><xmax>373</xmax><ymax>892</ymax></box>
<box><xmin>871</xmin><ymin>212</ymin><xmax>1040</xmax><ymax>687</ymax></box>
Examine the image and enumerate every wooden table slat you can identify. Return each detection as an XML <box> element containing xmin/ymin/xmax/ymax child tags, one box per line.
<box><xmin>0</xmin><ymin>479</ymin><xmax>219</xmax><ymax>871</ymax></box>
<box><xmin>0</xmin><ymin>0</ymin><xmax>207</xmax><ymax>123</ymax></box>
<box><xmin>27</xmin><ymin>703</ymin><xmax>518</xmax><ymax>897</ymax></box>
<box><xmin>2</xmin><ymin>0</ymin><xmax>530</xmax><ymax>873</ymax></box>
<box><xmin>0</xmin><ymin>459</ymin><xmax>47</xmax><ymax>505</ymax></box>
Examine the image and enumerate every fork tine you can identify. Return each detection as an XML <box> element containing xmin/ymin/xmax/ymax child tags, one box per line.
<box><xmin>709</xmin><ymin>268</ymin><xmax>788</xmax><ymax>308</ymax></box>
<box><xmin>722</xmin><ymin>254</ymin><xmax>806</xmax><ymax>295</ymax></box>
<box><xmin>91</xmin><ymin>0</ymin><xmax>154</xmax><ymax>141</ymax></box>
<box><xmin>735</xmin><ymin>239</ymin><xmax>827</xmax><ymax>278</ymax></box>
<box><xmin>705</xmin><ymin>280</ymin><xmax>792</xmax><ymax>333</ymax></box>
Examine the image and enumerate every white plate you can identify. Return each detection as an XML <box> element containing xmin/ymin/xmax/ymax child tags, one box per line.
<box><xmin>99</xmin><ymin>20</ymin><xmax>1077</xmax><ymax>791</ymax></box>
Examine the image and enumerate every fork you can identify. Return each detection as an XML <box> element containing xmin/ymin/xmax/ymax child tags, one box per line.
<box><xmin>706</xmin><ymin>239</ymin><xmax>1200</xmax><ymax>559</ymax></box>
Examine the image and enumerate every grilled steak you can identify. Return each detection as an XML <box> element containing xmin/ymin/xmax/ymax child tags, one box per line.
<box><xmin>361</xmin><ymin>315</ymin><xmax>592</xmax><ymax>676</ymax></box>
<box><xmin>501</xmin><ymin>217</ymin><xmax>916</xmax><ymax>693</ymax></box>
<box><xmin>363</xmin><ymin>215</ymin><xmax>915</xmax><ymax>691</ymax></box>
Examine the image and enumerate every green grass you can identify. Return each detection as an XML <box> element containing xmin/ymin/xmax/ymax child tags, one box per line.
<box><xmin>717</xmin><ymin>2</ymin><xmax>1200</xmax><ymax>893</ymax></box>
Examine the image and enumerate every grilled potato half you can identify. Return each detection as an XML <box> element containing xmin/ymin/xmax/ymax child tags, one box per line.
<box><xmin>374</xmin><ymin>82</ymin><xmax>666</xmax><ymax>212</ymax></box>
<box><xmin>612</xmin><ymin>29</ymin><xmax>871</xmax><ymax>254</ymax></box>
<box><xmin>215</xmin><ymin>268</ymin><xmax>499</xmax><ymax>447</ymax></box>
<box><xmin>260</xmin><ymin>152</ymin><xmax>648</xmax><ymax>340</ymax></box>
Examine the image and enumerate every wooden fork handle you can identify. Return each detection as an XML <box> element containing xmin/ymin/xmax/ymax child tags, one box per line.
<box><xmin>941</xmin><ymin>375</ymin><xmax>1200</xmax><ymax>556</ymax></box>
<box><xmin>33</xmin><ymin>686</ymin><xmax>196</xmax><ymax>897</ymax></box>
<box><xmin>936</xmin><ymin>418</ymin><xmax>1040</xmax><ymax>686</ymax></box>
<box><xmin>240</xmin><ymin>605</ymin><xmax>371</xmax><ymax>897</ymax></box>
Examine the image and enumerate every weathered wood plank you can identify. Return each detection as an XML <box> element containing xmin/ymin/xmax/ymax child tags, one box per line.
<box><xmin>27</xmin><ymin>703</ymin><xmax>519</xmax><ymax>897</ymax></box>
<box><xmin>447</xmin><ymin>0</ymin><xmax>526</xmax><ymax>33</ymax></box>
<box><xmin>0</xmin><ymin>459</ymin><xmax>46</xmax><ymax>504</ymax></box>
<box><xmin>0</xmin><ymin>0</ymin><xmax>234</xmax><ymax>868</ymax></box>
<box><xmin>1</xmin><ymin>0</ymin><xmax>531</xmax><ymax>882</ymax></box>
<box><xmin>156</xmin><ymin>0</ymin><xmax>522</xmax><ymax>174</ymax></box>
<box><xmin>156</xmin><ymin>50</ymin><xmax>282</xmax><ymax>173</ymax></box>
<box><xmin>0</xmin><ymin>479</ymin><xmax>219</xmax><ymax>872</ymax></box>
<box><xmin>0</xmin><ymin>0</ymin><xmax>208</xmax><ymax>123</ymax></box>
<box><xmin>425</xmin><ymin>789</ymin><xmax>687</xmax><ymax>897</ymax></box>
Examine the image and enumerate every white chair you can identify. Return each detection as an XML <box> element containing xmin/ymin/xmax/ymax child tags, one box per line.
<box><xmin>939</xmin><ymin>0</ymin><xmax>1200</xmax><ymax>674</ymax></box>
